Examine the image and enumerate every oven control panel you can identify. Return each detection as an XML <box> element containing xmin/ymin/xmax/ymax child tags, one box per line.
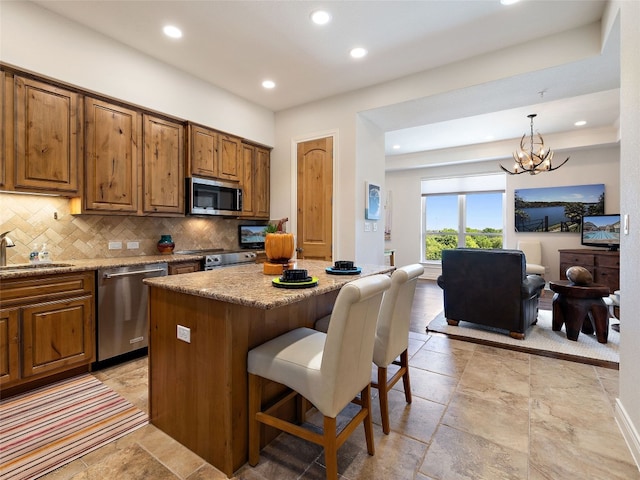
<box><xmin>205</xmin><ymin>251</ymin><xmax>257</xmax><ymax>269</ymax></box>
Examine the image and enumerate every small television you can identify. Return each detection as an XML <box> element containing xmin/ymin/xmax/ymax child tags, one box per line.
<box><xmin>580</xmin><ymin>214</ymin><xmax>621</xmax><ymax>251</ymax></box>
<box><xmin>238</xmin><ymin>224</ymin><xmax>267</xmax><ymax>249</ymax></box>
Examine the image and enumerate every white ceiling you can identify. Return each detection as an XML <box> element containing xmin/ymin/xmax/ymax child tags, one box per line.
<box><xmin>33</xmin><ymin>0</ymin><xmax>618</xmax><ymax>157</ymax></box>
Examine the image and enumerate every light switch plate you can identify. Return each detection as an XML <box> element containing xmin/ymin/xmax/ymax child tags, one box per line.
<box><xmin>127</xmin><ymin>241</ymin><xmax>139</xmax><ymax>249</ymax></box>
<box><xmin>365</xmin><ymin>222</ymin><xmax>371</xmax><ymax>232</ymax></box>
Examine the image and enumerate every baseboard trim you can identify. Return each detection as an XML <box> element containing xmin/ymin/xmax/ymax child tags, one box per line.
<box><xmin>615</xmin><ymin>398</ymin><xmax>640</xmax><ymax>471</ymax></box>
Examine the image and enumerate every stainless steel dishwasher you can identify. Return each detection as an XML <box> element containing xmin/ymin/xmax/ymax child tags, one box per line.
<box><xmin>97</xmin><ymin>262</ymin><xmax>168</xmax><ymax>362</ymax></box>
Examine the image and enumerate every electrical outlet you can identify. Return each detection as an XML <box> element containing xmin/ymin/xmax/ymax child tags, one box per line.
<box><xmin>177</xmin><ymin>325</ymin><xmax>191</xmax><ymax>343</ymax></box>
<box><xmin>364</xmin><ymin>222</ymin><xmax>371</xmax><ymax>232</ymax></box>
<box><xmin>108</xmin><ymin>241</ymin><xmax>122</xmax><ymax>250</ymax></box>
<box><xmin>127</xmin><ymin>241</ymin><xmax>139</xmax><ymax>250</ymax></box>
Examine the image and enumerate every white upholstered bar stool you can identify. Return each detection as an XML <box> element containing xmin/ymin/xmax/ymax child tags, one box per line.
<box><xmin>517</xmin><ymin>240</ymin><xmax>546</xmax><ymax>276</ymax></box>
<box><xmin>247</xmin><ymin>274</ymin><xmax>391</xmax><ymax>480</ymax></box>
<box><xmin>315</xmin><ymin>264</ymin><xmax>424</xmax><ymax>434</ymax></box>
<box><xmin>371</xmin><ymin>263</ymin><xmax>423</xmax><ymax>434</ymax></box>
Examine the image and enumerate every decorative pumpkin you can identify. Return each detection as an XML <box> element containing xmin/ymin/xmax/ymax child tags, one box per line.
<box><xmin>265</xmin><ymin>232</ymin><xmax>295</xmax><ymax>263</ymax></box>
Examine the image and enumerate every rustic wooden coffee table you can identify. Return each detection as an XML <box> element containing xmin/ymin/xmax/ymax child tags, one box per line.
<box><xmin>549</xmin><ymin>280</ymin><xmax>610</xmax><ymax>343</ymax></box>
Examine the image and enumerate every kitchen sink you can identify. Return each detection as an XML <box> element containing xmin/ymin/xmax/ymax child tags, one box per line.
<box><xmin>0</xmin><ymin>262</ymin><xmax>74</xmax><ymax>272</ymax></box>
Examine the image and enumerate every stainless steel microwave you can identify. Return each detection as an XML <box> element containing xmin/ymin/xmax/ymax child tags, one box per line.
<box><xmin>186</xmin><ymin>177</ymin><xmax>243</xmax><ymax>216</ymax></box>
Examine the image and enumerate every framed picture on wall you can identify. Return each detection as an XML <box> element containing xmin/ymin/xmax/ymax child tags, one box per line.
<box><xmin>365</xmin><ymin>182</ymin><xmax>381</xmax><ymax>220</ymax></box>
<box><xmin>514</xmin><ymin>183</ymin><xmax>604</xmax><ymax>232</ymax></box>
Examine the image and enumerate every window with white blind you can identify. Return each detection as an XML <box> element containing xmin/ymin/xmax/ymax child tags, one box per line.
<box><xmin>421</xmin><ymin>175</ymin><xmax>505</xmax><ymax>261</ymax></box>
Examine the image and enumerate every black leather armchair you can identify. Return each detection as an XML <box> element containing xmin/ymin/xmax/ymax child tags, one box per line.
<box><xmin>436</xmin><ymin>248</ymin><xmax>546</xmax><ymax>339</ymax></box>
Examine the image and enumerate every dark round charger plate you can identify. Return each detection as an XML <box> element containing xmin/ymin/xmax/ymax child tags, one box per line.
<box><xmin>325</xmin><ymin>267</ymin><xmax>362</xmax><ymax>275</ymax></box>
<box><xmin>272</xmin><ymin>276</ymin><xmax>319</xmax><ymax>289</ymax></box>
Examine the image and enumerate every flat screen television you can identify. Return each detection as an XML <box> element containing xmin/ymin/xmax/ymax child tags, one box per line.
<box><xmin>580</xmin><ymin>214</ymin><xmax>621</xmax><ymax>251</ymax></box>
<box><xmin>238</xmin><ymin>224</ymin><xmax>267</xmax><ymax>249</ymax></box>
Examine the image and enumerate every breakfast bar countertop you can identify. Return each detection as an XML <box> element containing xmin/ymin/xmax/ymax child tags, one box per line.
<box><xmin>143</xmin><ymin>259</ymin><xmax>394</xmax><ymax>310</ymax></box>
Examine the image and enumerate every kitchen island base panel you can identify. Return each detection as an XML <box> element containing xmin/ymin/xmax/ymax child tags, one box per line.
<box><xmin>148</xmin><ymin>287</ymin><xmax>338</xmax><ymax>477</ymax></box>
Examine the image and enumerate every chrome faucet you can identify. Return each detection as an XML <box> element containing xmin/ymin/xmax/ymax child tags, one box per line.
<box><xmin>1</xmin><ymin>231</ymin><xmax>15</xmax><ymax>267</ymax></box>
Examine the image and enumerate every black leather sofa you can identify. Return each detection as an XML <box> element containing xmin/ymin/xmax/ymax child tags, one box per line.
<box><xmin>436</xmin><ymin>248</ymin><xmax>546</xmax><ymax>339</ymax></box>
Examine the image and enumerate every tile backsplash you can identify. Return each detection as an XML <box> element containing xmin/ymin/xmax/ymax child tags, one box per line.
<box><xmin>0</xmin><ymin>193</ymin><xmax>255</xmax><ymax>264</ymax></box>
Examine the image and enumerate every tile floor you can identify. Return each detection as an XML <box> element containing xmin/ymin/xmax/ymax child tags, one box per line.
<box><xmin>41</xmin><ymin>280</ymin><xmax>639</xmax><ymax>480</ymax></box>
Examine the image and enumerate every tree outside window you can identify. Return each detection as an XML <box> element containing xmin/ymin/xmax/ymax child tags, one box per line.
<box><xmin>423</xmin><ymin>192</ymin><xmax>504</xmax><ymax>261</ymax></box>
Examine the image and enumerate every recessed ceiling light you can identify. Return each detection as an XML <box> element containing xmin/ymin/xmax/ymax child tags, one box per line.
<box><xmin>500</xmin><ymin>0</ymin><xmax>520</xmax><ymax>5</ymax></box>
<box><xmin>392</xmin><ymin>145</ymin><xmax>401</xmax><ymax>150</ymax></box>
<box><xmin>574</xmin><ymin>120</ymin><xmax>587</xmax><ymax>126</ymax></box>
<box><xmin>163</xmin><ymin>25</ymin><xmax>183</xmax><ymax>39</ymax></box>
<box><xmin>485</xmin><ymin>135</ymin><xmax>495</xmax><ymax>141</ymax></box>
<box><xmin>310</xmin><ymin>10</ymin><xmax>331</xmax><ymax>25</ymax></box>
<box><xmin>350</xmin><ymin>47</ymin><xmax>368</xmax><ymax>59</ymax></box>
<box><xmin>262</xmin><ymin>80</ymin><xmax>276</xmax><ymax>89</ymax></box>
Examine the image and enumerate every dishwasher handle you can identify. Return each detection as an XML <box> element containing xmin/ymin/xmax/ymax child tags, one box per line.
<box><xmin>103</xmin><ymin>268</ymin><xmax>167</xmax><ymax>279</ymax></box>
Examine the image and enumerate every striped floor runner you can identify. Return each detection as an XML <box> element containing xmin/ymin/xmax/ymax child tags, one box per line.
<box><xmin>0</xmin><ymin>374</ymin><xmax>148</xmax><ymax>480</ymax></box>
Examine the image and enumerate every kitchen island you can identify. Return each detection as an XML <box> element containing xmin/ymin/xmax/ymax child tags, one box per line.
<box><xmin>143</xmin><ymin>260</ymin><xmax>394</xmax><ymax>477</ymax></box>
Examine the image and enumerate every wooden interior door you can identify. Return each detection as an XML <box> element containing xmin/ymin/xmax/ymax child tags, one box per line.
<box><xmin>296</xmin><ymin>137</ymin><xmax>333</xmax><ymax>260</ymax></box>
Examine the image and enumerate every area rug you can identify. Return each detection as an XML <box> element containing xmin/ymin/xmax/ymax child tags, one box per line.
<box><xmin>0</xmin><ymin>374</ymin><xmax>148</xmax><ymax>480</ymax></box>
<box><xmin>427</xmin><ymin>309</ymin><xmax>619</xmax><ymax>368</ymax></box>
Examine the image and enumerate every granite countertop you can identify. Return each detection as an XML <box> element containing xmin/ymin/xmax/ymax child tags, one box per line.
<box><xmin>143</xmin><ymin>259</ymin><xmax>394</xmax><ymax>310</ymax></box>
<box><xmin>0</xmin><ymin>254</ymin><xmax>204</xmax><ymax>280</ymax></box>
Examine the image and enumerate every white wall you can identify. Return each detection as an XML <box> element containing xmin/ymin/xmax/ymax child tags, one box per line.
<box><xmin>385</xmin><ymin>144</ymin><xmax>620</xmax><ymax>279</ymax></box>
<box><xmin>355</xmin><ymin>115</ymin><xmax>386</xmax><ymax>265</ymax></box>
<box><xmin>0</xmin><ymin>1</ymin><xmax>274</xmax><ymax>146</ymax></box>
<box><xmin>506</xmin><ymin>145</ymin><xmax>620</xmax><ymax>281</ymax></box>
<box><xmin>274</xmin><ymin>22</ymin><xmax>605</xmax><ymax>265</ymax></box>
<box><xmin>616</xmin><ymin>0</ymin><xmax>640</xmax><ymax>467</ymax></box>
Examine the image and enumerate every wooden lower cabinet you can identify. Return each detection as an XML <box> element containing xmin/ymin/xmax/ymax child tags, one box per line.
<box><xmin>21</xmin><ymin>296</ymin><xmax>94</xmax><ymax>378</ymax></box>
<box><xmin>168</xmin><ymin>261</ymin><xmax>201</xmax><ymax>275</ymax></box>
<box><xmin>0</xmin><ymin>271</ymin><xmax>95</xmax><ymax>393</ymax></box>
<box><xmin>559</xmin><ymin>249</ymin><xmax>620</xmax><ymax>293</ymax></box>
<box><xmin>0</xmin><ymin>309</ymin><xmax>20</xmax><ymax>385</ymax></box>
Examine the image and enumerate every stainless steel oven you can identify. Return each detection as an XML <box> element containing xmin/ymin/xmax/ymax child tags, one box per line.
<box><xmin>175</xmin><ymin>249</ymin><xmax>257</xmax><ymax>270</ymax></box>
<box><xmin>186</xmin><ymin>177</ymin><xmax>242</xmax><ymax>216</ymax></box>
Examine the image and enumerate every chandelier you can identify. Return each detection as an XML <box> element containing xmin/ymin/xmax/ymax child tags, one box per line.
<box><xmin>500</xmin><ymin>114</ymin><xmax>569</xmax><ymax>175</ymax></box>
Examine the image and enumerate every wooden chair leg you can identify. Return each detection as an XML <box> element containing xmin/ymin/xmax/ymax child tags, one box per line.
<box><xmin>248</xmin><ymin>374</ymin><xmax>262</xmax><ymax>466</ymax></box>
<box><xmin>297</xmin><ymin>395</ymin><xmax>308</xmax><ymax>424</ymax></box>
<box><xmin>400</xmin><ymin>350</ymin><xmax>412</xmax><ymax>404</ymax></box>
<box><xmin>361</xmin><ymin>384</ymin><xmax>375</xmax><ymax>455</ymax></box>
<box><xmin>323</xmin><ymin>415</ymin><xmax>339</xmax><ymax>480</ymax></box>
<box><xmin>377</xmin><ymin>366</ymin><xmax>391</xmax><ymax>435</ymax></box>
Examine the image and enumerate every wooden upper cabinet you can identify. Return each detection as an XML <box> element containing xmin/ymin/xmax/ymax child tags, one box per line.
<box><xmin>218</xmin><ymin>134</ymin><xmax>242</xmax><ymax>182</ymax></box>
<box><xmin>254</xmin><ymin>146</ymin><xmax>270</xmax><ymax>218</ymax></box>
<box><xmin>0</xmin><ymin>71</ymin><xmax>6</xmax><ymax>189</ymax></box>
<box><xmin>187</xmin><ymin>123</ymin><xmax>218</xmax><ymax>178</ymax></box>
<box><xmin>187</xmin><ymin>124</ymin><xmax>242</xmax><ymax>182</ymax></box>
<box><xmin>143</xmin><ymin>114</ymin><xmax>184</xmax><ymax>215</ymax></box>
<box><xmin>14</xmin><ymin>76</ymin><xmax>81</xmax><ymax>194</ymax></box>
<box><xmin>241</xmin><ymin>143</ymin><xmax>255</xmax><ymax>216</ymax></box>
<box><xmin>240</xmin><ymin>142</ymin><xmax>270</xmax><ymax>219</ymax></box>
<box><xmin>84</xmin><ymin>97</ymin><xmax>141</xmax><ymax>213</ymax></box>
